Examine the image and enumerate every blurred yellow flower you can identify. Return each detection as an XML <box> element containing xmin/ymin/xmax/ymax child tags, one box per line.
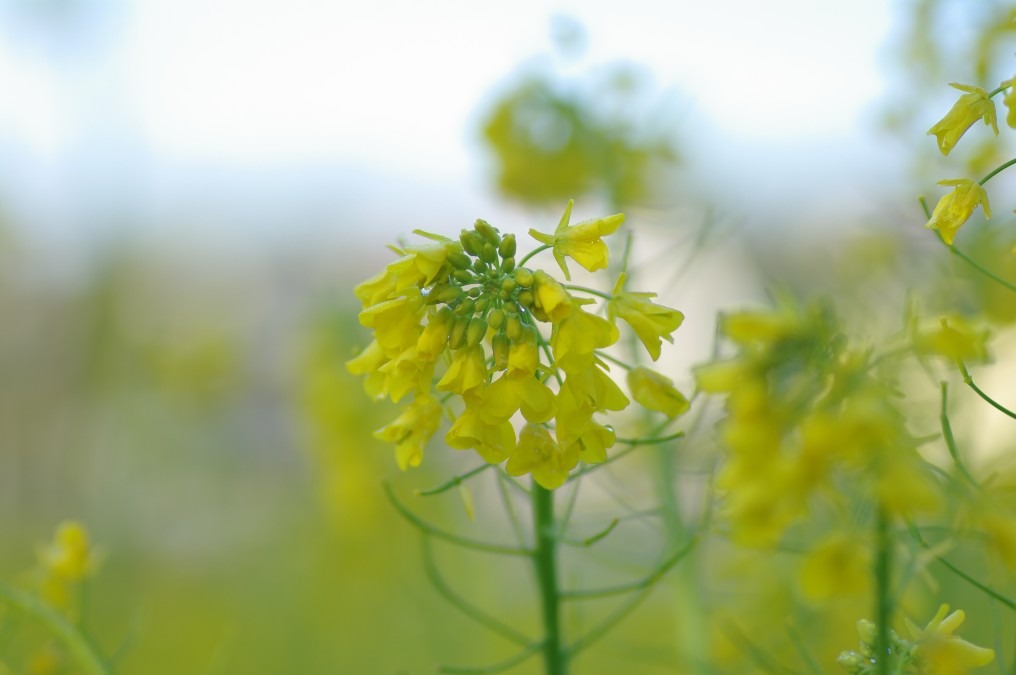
<box><xmin>608</xmin><ymin>273</ymin><xmax>684</xmax><ymax>361</ymax></box>
<box><xmin>925</xmin><ymin>179</ymin><xmax>991</xmax><ymax>245</ymax></box>
<box><xmin>927</xmin><ymin>84</ymin><xmax>998</xmax><ymax>156</ymax></box>
<box><xmin>906</xmin><ymin>605</ymin><xmax>995</xmax><ymax>675</ymax></box>
<box><xmin>627</xmin><ymin>366</ymin><xmax>689</xmax><ymax>417</ymax></box>
<box><xmin>529</xmin><ymin>199</ymin><xmax>624</xmax><ymax>280</ymax></box>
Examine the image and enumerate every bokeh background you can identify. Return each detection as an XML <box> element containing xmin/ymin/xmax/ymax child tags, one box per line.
<box><xmin>2</xmin><ymin>0</ymin><xmax>1015</xmax><ymax>672</ymax></box>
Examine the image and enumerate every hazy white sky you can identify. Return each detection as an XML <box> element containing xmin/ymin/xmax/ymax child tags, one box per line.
<box><xmin>0</xmin><ymin>0</ymin><xmax>902</xmax><ymax>241</ymax></box>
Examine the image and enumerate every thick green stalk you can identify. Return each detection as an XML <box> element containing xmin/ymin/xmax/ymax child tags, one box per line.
<box><xmin>532</xmin><ymin>483</ymin><xmax>567</xmax><ymax>675</ymax></box>
<box><xmin>875</xmin><ymin>507</ymin><xmax>893</xmax><ymax>675</ymax></box>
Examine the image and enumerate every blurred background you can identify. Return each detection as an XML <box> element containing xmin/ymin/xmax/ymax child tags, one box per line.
<box><xmin>2</xmin><ymin>0</ymin><xmax>1015</xmax><ymax>672</ymax></box>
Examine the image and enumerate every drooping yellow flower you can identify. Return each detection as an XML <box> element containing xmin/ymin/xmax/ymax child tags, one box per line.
<box><xmin>374</xmin><ymin>395</ymin><xmax>443</xmax><ymax>470</ymax></box>
<box><xmin>506</xmin><ymin>423</ymin><xmax>579</xmax><ymax>490</ymax></box>
<box><xmin>925</xmin><ymin>179</ymin><xmax>991</xmax><ymax>245</ymax></box>
<box><xmin>552</xmin><ymin>305</ymin><xmax>620</xmax><ymax>374</ymax></box>
<box><xmin>627</xmin><ymin>366</ymin><xmax>689</xmax><ymax>417</ymax></box>
<box><xmin>905</xmin><ymin>605</ymin><xmax>995</xmax><ymax>675</ymax></box>
<box><xmin>608</xmin><ymin>273</ymin><xmax>684</xmax><ymax>361</ymax></box>
<box><xmin>928</xmin><ymin>83</ymin><xmax>998</xmax><ymax>156</ymax></box>
<box><xmin>913</xmin><ymin>316</ymin><xmax>991</xmax><ymax>363</ymax></box>
<box><xmin>529</xmin><ymin>199</ymin><xmax>625</xmax><ymax>280</ymax></box>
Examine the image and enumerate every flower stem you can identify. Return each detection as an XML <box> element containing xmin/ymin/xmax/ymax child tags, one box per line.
<box><xmin>532</xmin><ymin>483</ymin><xmax>568</xmax><ymax>675</ymax></box>
<box><xmin>874</xmin><ymin>506</ymin><xmax>893</xmax><ymax>675</ymax></box>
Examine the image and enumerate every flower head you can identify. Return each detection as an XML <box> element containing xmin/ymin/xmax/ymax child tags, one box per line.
<box><xmin>928</xmin><ymin>83</ymin><xmax>998</xmax><ymax>156</ymax></box>
<box><xmin>529</xmin><ymin>200</ymin><xmax>624</xmax><ymax>280</ymax></box>
<box><xmin>925</xmin><ymin>179</ymin><xmax>991</xmax><ymax>246</ymax></box>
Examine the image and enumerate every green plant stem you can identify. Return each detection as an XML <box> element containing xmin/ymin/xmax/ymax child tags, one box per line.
<box><xmin>532</xmin><ymin>483</ymin><xmax>568</xmax><ymax>675</ymax></box>
<box><xmin>0</xmin><ymin>583</ymin><xmax>112</xmax><ymax>675</ymax></box>
<box><xmin>874</xmin><ymin>507</ymin><xmax>893</xmax><ymax>675</ymax></box>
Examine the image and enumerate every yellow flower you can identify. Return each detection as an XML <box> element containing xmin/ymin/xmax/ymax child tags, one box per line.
<box><xmin>506</xmin><ymin>423</ymin><xmax>579</xmax><ymax>489</ymax></box>
<box><xmin>445</xmin><ymin>398</ymin><xmax>517</xmax><ymax>463</ymax></box>
<box><xmin>925</xmin><ymin>179</ymin><xmax>991</xmax><ymax>245</ymax></box>
<box><xmin>798</xmin><ymin>532</ymin><xmax>870</xmax><ymax>602</ymax></box>
<box><xmin>928</xmin><ymin>83</ymin><xmax>998</xmax><ymax>156</ymax></box>
<box><xmin>436</xmin><ymin>346</ymin><xmax>487</xmax><ymax>395</ymax></box>
<box><xmin>529</xmin><ymin>200</ymin><xmax>625</xmax><ymax>280</ymax></box>
<box><xmin>906</xmin><ymin>605</ymin><xmax>995</xmax><ymax>675</ymax></box>
<box><xmin>552</xmin><ymin>305</ymin><xmax>619</xmax><ymax>374</ymax></box>
<box><xmin>39</xmin><ymin>522</ymin><xmax>96</xmax><ymax>582</ymax></box>
<box><xmin>608</xmin><ymin>273</ymin><xmax>684</xmax><ymax>361</ymax></box>
<box><xmin>913</xmin><ymin>316</ymin><xmax>990</xmax><ymax>363</ymax></box>
<box><xmin>374</xmin><ymin>396</ymin><xmax>442</xmax><ymax>470</ymax></box>
<box><xmin>532</xmin><ymin>270</ymin><xmax>574</xmax><ymax>323</ymax></box>
<box><xmin>1004</xmin><ymin>78</ymin><xmax>1016</xmax><ymax>128</ymax></box>
<box><xmin>627</xmin><ymin>366</ymin><xmax>689</xmax><ymax>417</ymax></box>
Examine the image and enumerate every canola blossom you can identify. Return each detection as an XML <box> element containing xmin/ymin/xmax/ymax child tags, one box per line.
<box><xmin>347</xmin><ymin>206</ymin><xmax>687</xmax><ymax>488</ymax></box>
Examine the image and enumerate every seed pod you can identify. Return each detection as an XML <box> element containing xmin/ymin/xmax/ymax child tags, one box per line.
<box><xmin>459</xmin><ymin>230</ymin><xmax>481</xmax><ymax>255</ymax></box>
<box><xmin>498</xmin><ymin>234</ymin><xmax>516</xmax><ymax>259</ymax></box>
<box><xmin>492</xmin><ymin>332</ymin><xmax>510</xmax><ymax>369</ymax></box>
<box><xmin>488</xmin><ymin>308</ymin><xmax>506</xmax><ymax>329</ymax></box>
<box><xmin>505</xmin><ymin>313</ymin><xmax>523</xmax><ymax>342</ymax></box>
<box><xmin>455</xmin><ymin>298</ymin><xmax>476</xmax><ymax>316</ymax></box>
<box><xmin>516</xmin><ymin>290</ymin><xmax>534</xmax><ymax>308</ymax></box>
<box><xmin>501</xmin><ymin>257</ymin><xmax>516</xmax><ymax>272</ymax></box>
<box><xmin>465</xmin><ymin>317</ymin><xmax>487</xmax><ymax>347</ymax></box>
<box><xmin>514</xmin><ymin>267</ymin><xmax>534</xmax><ymax>288</ymax></box>
<box><xmin>449</xmin><ymin>316</ymin><xmax>470</xmax><ymax>349</ymax></box>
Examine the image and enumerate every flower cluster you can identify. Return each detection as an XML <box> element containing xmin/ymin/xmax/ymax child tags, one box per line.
<box><xmin>694</xmin><ymin>299</ymin><xmax>939</xmax><ymax>547</ymax></box>
<box><xmin>838</xmin><ymin>605</ymin><xmax>995</xmax><ymax>675</ymax></box>
<box><xmin>348</xmin><ymin>201</ymin><xmax>687</xmax><ymax>488</ymax></box>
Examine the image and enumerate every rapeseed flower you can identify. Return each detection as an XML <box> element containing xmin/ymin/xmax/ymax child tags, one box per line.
<box><xmin>928</xmin><ymin>84</ymin><xmax>998</xmax><ymax>156</ymax></box>
<box><xmin>925</xmin><ymin>179</ymin><xmax>991</xmax><ymax>245</ymax></box>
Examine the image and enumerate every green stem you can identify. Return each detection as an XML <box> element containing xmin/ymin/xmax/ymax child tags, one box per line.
<box><xmin>978</xmin><ymin>157</ymin><xmax>1016</xmax><ymax>186</ymax></box>
<box><xmin>0</xmin><ymin>583</ymin><xmax>113</xmax><ymax>675</ymax></box>
<box><xmin>874</xmin><ymin>507</ymin><xmax>893</xmax><ymax>675</ymax></box>
<box><xmin>532</xmin><ymin>483</ymin><xmax>567</xmax><ymax>675</ymax></box>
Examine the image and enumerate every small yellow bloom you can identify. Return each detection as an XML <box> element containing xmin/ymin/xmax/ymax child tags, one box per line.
<box><xmin>906</xmin><ymin>605</ymin><xmax>995</xmax><ymax>675</ymax></box>
<box><xmin>608</xmin><ymin>273</ymin><xmax>684</xmax><ymax>361</ymax></box>
<box><xmin>506</xmin><ymin>423</ymin><xmax>579</xmax><ymax>489</ymax></box>
<box><xmin>925</xmin><ymin>179</ymin><xmax>991</xmax><ymax>245</ymax></box>
<box><xmin>374</xmin><ymin>396</ymin><xmax>443</xmax><ymax>470</ymax></box>
<box><xmin>529</xmin><ymin>200</ymin><xmax>624</xmax><ymax>280</ymax></box>
<box><xmin>913</xmin><ymin>316</ymin><xmax>990</xmax><ymax>363</ymax></box>
<box><xmin>927</xmin><ymin>83</ymin><xmax>998</xmax><ymax>156</ymax></box>
<box><xmin>627</xmin><ymin>366</ymin><xmax>689</xmax><ymax>417</ymax></box>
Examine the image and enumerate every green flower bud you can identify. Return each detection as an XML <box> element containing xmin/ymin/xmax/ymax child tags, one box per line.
<box><xmin>501</xmin><ymin>257</ymin><xmax>515</xmax><ymax>272</ymax></box>
<box><xmin>488</xmin><ymin>308</ymin><xmax>506</xmax><ymax>329</ymax></box>
<box><xmin>449</xmin><ymin>316</ymin><xmax>470</xmax><ymax>349</ymax></box>
<box><xmin>498</xmin><ymin>234</ymin><xmax>516</xmax><ymax>258</ymax></box>
<box><xmin>514</xmin><ymin>267</ymin><xmax>534</xmax><ymax>287</ymax></box>
<box><xmin>466</xmin><ymin>317</ymin><xmax>487</xmax><ymax>347</ymax></box>
<box><xmin>492</xmin><ymin>332</ymin><xmax>510</xmax><ymax>369</ymax></box>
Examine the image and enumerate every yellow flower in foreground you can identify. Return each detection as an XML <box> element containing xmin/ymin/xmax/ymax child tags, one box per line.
<box><xmin>627</xmin><ymin>366</ymin><xmax>689</xmax><ymax>417</ymax></box>
<box><xmin>928</xmin><ymin>83</ymin><xmax>998</xmax><ymax>156</ymax></box>
<box><xmin>906</xmin><ymin>605</ymin><xmax>995</xmax><ymax>675</ymax></box>
<box><xmin>529</xmin><ymin>199</ymin><xmax>624</xmax><ymax>280</ymax></box>
<box><xmin>374</xmin><ymin>396</ymin><xmax>442</xmax><ymax>470</ymax></box>
<box><xmin>925</xmin><ymin>179</ymin><xmax>991</xmax><ymax>245</ymax></box>
<box><xmin>506</xmin><ymin>423</ymin><xmax>578</xmax><ymax>490</ymax></box>
<box><xmin>608</xmin><ymin>273</ymin><xmax>684</xmax><ymax>361</ymax></box>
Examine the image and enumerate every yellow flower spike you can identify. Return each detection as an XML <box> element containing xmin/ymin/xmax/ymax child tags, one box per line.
<box><xmin>374</xmin><ymin>396</ymin><xmax>443</xmax><ymax>470</ymax></box>
<box><xmin>445</xmin><ymin>398</ymin><xmax>516</xmax><ymax>464</ymax></box>
<box><xmin>552</xmin><ymin>306</ymin><xmax>620</xmax><ymax>374</ymax></box>
<box><xmin>528</xmin><ymin>199</ymin><xmax>625</xmax><ymax>280</ymax></box>
<box><xmin>925</xmin><ymin>179</ymin><xmax>991</xmax><ymax>245</ymax></box>
<box><xmin>798</xmin><ymin>532</ymin><xmax>870</xmax><ymax>602</ymax></box>
<box><xmin>436</xmin><ymin>346</ymin><xmax>487</xmax><ymax>396</ymax></box>
<box><xmin>927</xmin><ymin>83</ymin><xmax>998</xmax><ymax>156</ymax></box>
<box><xmin>40</xmin><ymin>521</ymin><xmax>96</xmax><ymax>582</ymax></box>
<box><xmin>913</xmin><ymin>315</ymin><xmax>991</xmax><ymax>363</ymax></box>
<box><xmin>506</xmin><ymin>423</ymin><xmax>579</xmax><ymax>490</ymax></box>
<box><xmin>627</xmin><ymin>366</ymin><xmax>689</xmax><ymax>417</ymax></box>
<box><xmin>532</xmin><ymin>270</ymin><xmax>574</xmax><ymax>323</ymax></box>
<box><xmin>608</xmin><ymin>273</ymin><xmax>684</xmax><ymax>361</ymax></box>
<box><xmin>906</xmin><ymin>605</ymin><xmax>995</xmax><ymax>675</ymax></box>
<box><xmin>1004</xmin><ymin>78</ymin><xmax>1016</xmax><ymax>128</ymax></box>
